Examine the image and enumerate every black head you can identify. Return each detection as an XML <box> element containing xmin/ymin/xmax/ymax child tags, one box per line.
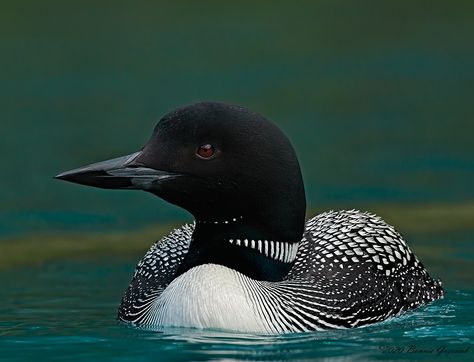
<box><xmin>56</xmin><ymin>102</ymin><xmax>306</xmax><ymax>281</ymax></box>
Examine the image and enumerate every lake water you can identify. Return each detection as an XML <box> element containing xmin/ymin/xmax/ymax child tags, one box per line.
<box><xmin>1</xmin><ymin>230</ymin><xmax>472</xmax><ymax>361</ymax></box>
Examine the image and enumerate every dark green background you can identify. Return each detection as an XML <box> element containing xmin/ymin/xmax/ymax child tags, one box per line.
<box><xmin>1</xmin><ymin>1</ymin><xmax>473</xmax><ymax>237</ymax></box>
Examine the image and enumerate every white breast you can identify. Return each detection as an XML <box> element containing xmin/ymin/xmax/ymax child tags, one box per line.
<box><xmin>142</xmin><ymin>264</ymin><xmax>271</xmax><ymax>333</ymax></box>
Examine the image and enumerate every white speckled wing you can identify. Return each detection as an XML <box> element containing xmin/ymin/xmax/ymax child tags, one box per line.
<box><xmin>118</xmin><ymin>223</ymin><xmax>194</xmax><ymax>323</ymax></box>
<box><xmin>119</xmin><ymin>211</ymin><xmax>444</xmax><ymax>331</ymax></box>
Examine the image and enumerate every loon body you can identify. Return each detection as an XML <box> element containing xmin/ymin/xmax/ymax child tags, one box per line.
<box><xmin>56</xmin><ymin>102</ymin><xmax>444</xmax><ymax>333</ymax></box>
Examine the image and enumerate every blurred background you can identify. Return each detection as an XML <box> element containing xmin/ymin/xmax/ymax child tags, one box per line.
<box><xmin>0</xmin><ymin>1</ymin><xmax>472</xmax><ymax>267</ymax></box>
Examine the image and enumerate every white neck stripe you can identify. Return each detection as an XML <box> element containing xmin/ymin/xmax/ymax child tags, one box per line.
<box><xmin>228</xmin><ymin>238</ymin><xmax>298</xmax><ymax>263</ymax></box>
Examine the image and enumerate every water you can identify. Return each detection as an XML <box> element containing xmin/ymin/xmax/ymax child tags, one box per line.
<box><xmin>1</xmin><ymin>231</ymin><xmax>473</xmax><ymax>361</ymax></box>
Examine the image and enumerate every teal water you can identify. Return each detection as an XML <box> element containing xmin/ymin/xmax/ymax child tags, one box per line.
<box><xmin>1</xmin><ymin>231</ymin><xmax>473</xmax><ymax>361</ymax></box>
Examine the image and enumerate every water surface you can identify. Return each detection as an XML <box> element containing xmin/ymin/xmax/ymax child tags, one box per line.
<box><xmin>1</xmin><ymin>231</ymin><xmax>472</xmax><ymax>361</ymax></box>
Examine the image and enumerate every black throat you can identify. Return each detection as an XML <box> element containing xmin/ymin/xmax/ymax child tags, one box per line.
<box><xmin>175</xmin><ymin>215</ymin><xmax>299</xmax><ymax>282</ymax></box>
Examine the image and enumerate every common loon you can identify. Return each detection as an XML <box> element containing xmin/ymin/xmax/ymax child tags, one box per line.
<box><xmin>56</xmin><ymin>102</ymin><xmax>444</xmax><ymax>333</ymax></box>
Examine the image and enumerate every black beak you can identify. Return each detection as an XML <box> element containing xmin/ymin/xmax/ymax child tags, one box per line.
<box><xmin>55</xmin><ymin>152</ymin><xmax>179</xmax><ymax>190</ymax></box>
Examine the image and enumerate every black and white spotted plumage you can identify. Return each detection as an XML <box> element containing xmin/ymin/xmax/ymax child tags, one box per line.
<box><xmin>118</xmin><ymin>224</ymin><xmax>193</xmax><ymax>323</ymax></box>
<box><xmin>118</xmin><ymin>210</ymin><xmax>444</xmax><ymax>331</ymax></box>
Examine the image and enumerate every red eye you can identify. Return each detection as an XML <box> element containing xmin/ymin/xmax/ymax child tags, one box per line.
<box><xmin>197</xmin><ymin>144</ymin><xmax>215</xmax><ymax>159</ymax></box>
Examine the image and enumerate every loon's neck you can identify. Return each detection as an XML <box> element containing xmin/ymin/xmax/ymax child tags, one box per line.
<box><xmin>175</xmin><ymin>214</ymin><xmax>301</xmax><ymax>281</ymax></box>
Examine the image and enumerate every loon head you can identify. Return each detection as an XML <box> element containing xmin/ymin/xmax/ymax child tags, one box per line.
<box><xmin>56</xmin><ymin>102</ymin><xmax>306</xmax><ymax>281</ymax></box>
